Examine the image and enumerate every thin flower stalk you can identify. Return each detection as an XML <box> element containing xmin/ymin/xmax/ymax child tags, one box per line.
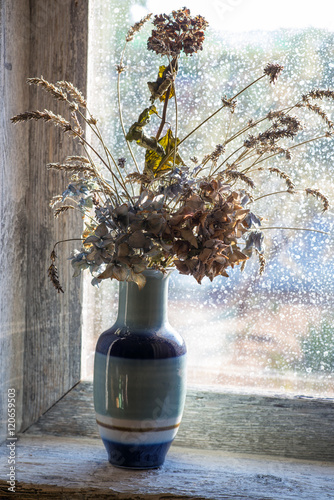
<box><xmin>72</xmin><ymin>104</ymin><xmax>129</xmax><ymax>197</ymax></box>
<box><xmin>116</xmin><ymin>12</ymin><xmax>153</xmax><ymax>174</ymax></box>
<box><xmin>172</xmin><ymin>82</ymin><xmax>178</xmax><ymax>169</ymax></box>
<box><xmin>260</xmin><ymin>226</ymin><xmax>328</xmax><ymax>235</ymax></box>
<box><xmin>78</xmin><ymin>133</ymin><xmax>134</xmax><ymax>203</ymax></box>
<box><xmin>253</xmin><ymin>191</ymin><xmax>295</xmax><ymax>203</ymax></box>
<box><xmin>211</xmin><ymin>104</ymin><xmax>301</xmax><ymax>176</ymax></box>
<box><xmin>159</xmin><ymin>74</ymin><xmax>267</xmax><ymax>174</ymax></box>
<box><xmin>250</xmin><ymin>133</ymin><xmax>331</xmax><ymax>169</ymax></box>
<box><xmin>117</xmin><ymin>43</ymin><xmax>141</xmax><ymax>174</ymax></box>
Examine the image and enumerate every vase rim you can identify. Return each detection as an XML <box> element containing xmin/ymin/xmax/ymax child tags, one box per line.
<box><xmin>142</xmin><ymin>267</ymin><xmax>174</xmax><ymax>278</ymax></box>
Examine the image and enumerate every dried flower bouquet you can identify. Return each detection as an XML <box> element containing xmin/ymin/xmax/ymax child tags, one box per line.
<box><xmin>12</xmin><ymin>8</ymin><xmax>332</xmax><ymax>292</ymax></box>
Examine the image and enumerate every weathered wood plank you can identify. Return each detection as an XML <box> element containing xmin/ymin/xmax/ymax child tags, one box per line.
<box><xmin>25</xmin><ymin>381</ymin><xmax>334</xmax><ymax>462</ymax></box>
<box><xmin>1</xmin><ymin>0</ymin><xmax>88</xmax><ymax>443</ymax></box>
<box><xmin>0</xmin><ymin>0</ymin><xmax>31</xmax><ymax>444</ymax></box>
<box><xmin>0</xmin><ymin>435</ymin><xmax>333</xmax><ymax>500</ymax></box>
<box><xmin>22</xmin><ymin>0</ymin><xmax>88</xmax><ymax>431</ymax></box>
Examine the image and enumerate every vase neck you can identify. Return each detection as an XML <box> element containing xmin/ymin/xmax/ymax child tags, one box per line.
<box><xmin>117</xmin><ymin>271</ymin><xmax>171</xmax><ymax>330</ymax></box>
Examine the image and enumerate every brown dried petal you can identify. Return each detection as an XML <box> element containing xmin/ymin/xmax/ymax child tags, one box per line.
<box><xmin>228</xmin><ymin>248</ymin><xmax>248</xmax><ymax>266</ymax></box>
<box><xmin>169</xmin><ymin>214</ymin><xmax>186</xmax><ymax>227</ymax></box>
<box><xmin>128</xmin><ymin>230</ymin><xmax>147</xmax><ymax>249</ymax></box>
<box><xmin>186</xmin><ymin>194</ymin><xmax>205</xmax><ymax>211</ymax></box>
<box><xmin>234</xmin><ymin>209</ymin><xmax>249</xmax><ymax>222</ymax></box>
<box><xmin>86</xmin><ymin>249</ymin><xmax>97</xmax><ymax>262</ymax></box>
<box><xmin>129</xmin><ymin>270</ymin><xmax>146</xmax><ymax>289</ymax></box>
<box><xmin>84</xmin><ymin>235</ymin><xmax>100</xmax><ymax>245</ymax></box>
<box><xmin>214</xmin><ymin>255</ymin><xmax>228</xmax><ymax>264</ymax></box>
<box><xmin>98</xmin><ymin>264</ymin><xmax>115</xmax><ymax>280</ymax></box>
<box><xmin>112</xmin><ymin>264</ymin><xmax>128</xmax><ymax>282</ymax></box>
<box><xmin>147</xmin><ymin>214</ymin><xmax>165</xmax><ymax>235</ymax></box>
<box><xmin>199</xmin><ymin>248</ymin><xmax>213</xmax><ymax>263</ymax></box>
<box><xmin>117</xmin><ymin>243</ymin><xmax>130</xmax><ymax>258</ymax></box>
<box><xmin>114</xmin><ymin>204</ymin><xmax>129</xmax><ymax>217</ymax></box>
<box><xmin>173</xmin><ymin>240</ymin><xmax>190</xmax><ymax>259</ymax></box>
<box><xmin>180</xmin><ymin>228</ymin><xmax>198</xmax><ymax>248</ymax></box>
<box><xmin>174</xmin><ymin>259</ymin><xmax>192</xmax><ymax>275</ymax></box>
<box><xmin>95</xmin><ymin>223</ymin><xmax>108</xmax><ymax>238</ymax></box>
<box><xmin>131</xmin><ymin>261</ymin><xmax>147</xmax><ymax>274</ymax></box>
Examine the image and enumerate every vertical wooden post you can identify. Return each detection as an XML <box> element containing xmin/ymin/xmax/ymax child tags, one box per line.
<box><xmin>0</xmin><ymin>0</ymin><xmax>31</xmax><ymax>442</ymax></box>
<box><xmin>0</xmin><ymin>0</ymin><xmax>89</xmax><ymax>440</ymax></box>
<box><xmin>22</xmin><ymin>0</ymin><xmax>88</xmax><ymax>430</ymax></box>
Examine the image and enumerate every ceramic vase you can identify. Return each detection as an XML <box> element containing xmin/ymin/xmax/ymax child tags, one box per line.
<box><xmin>93</xmin><ymin>270</ymin><xmax>187</xmax><ymax>468</ymax></box>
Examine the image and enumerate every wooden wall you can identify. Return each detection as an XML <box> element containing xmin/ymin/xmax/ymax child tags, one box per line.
<box><xmin>0</xmin><ymin>0</ymin><xmax>88</xmax><ymax>442</ymax></box>
<box><xmin>0</xmin><ymin>0</ymin><xmax>30</xmax><ymax>444</ymax></box>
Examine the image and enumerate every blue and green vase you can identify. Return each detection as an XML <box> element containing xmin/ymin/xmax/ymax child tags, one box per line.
<box><xmin>94</xmin><ymin>270</ymin><xmax>187</xmax><ymax>469</ymax></box>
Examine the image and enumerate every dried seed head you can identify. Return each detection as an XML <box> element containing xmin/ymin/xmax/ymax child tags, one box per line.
<box><xmin>221</xmin><ymin>96</ymin><xmax>237</xmax><ymax>111</ymax></box>
<box><xmin>48</xmin><ymin>250</ymin><xmax>64</xmax><ymax>293</ymax></box>
<box><xmin>56</xmin><ymin>80</ymin><xmax>87</xmax><ymax>107</ymax></box>
<box><xmin>299</xmin><ymin>101</ymin><xmax>334</xmax><ymax>130</ymax></box>
<box><xmin>11</xmin><ymin>109</ymin><xmax>73</xmax><ymax>133</ymax></box>
<box><xmin>210</xmin><ymin>144</ymin><xmax>225</xmax><ymax>164</ymax></box>
<box><xmin>264</xmin><ymin>63</ymin><xmax>284</xmax><ymax>84</ymax></box>
<box><xmin>118</xmin><ymin>157</ymin><xmax>126</xmax><ymax>169</ymax></box>
<box><xmin>225</xmin><ymin>170</ymin><xmax>255</xmax><ymax>189</ymax></box>
<box><xmin>267</xmin><ymin>110</ymin><xmax>283</xmax><ymax>120</ymax></box>
<box><xmin>87</xmin><ymin>117</ymin><xmax>98</xmax><ymax>125</ymax></box>
<box><xmin>54</xmin><ymin>206</ymin><xmax>74</xmax><ymax>218</ymax></box>
<box><xmin>69</xmin><ymin>102</ymin><xmax>79</xmax><ymax>112</ymax></box>
<box><xmin>255</xmin><ymin>249</ymin><xmax>266</xmax><ymax>275</ymax></box>
<box><xmin>49</xmin><ymin>195</ymin><xmax>63</xmax><ymax>208</ymax></box>
<box><xmin>269</xmin><ymin>167</ymin><xmax>295</xmax><ymax>193</ymax></box>
<box><xmin>27</xmin><ymin>76</ymin><xmax>67</xmax><ymax>101</ymax></box>
<box><xmin>305</xmin><ymin>188</ymin><xmax>329</xmax><ymax>212</ymax></box>
<box><xmin>116</xmin><ymin>63</ymin><xmax>126</xmax><ymax>74</ymax></box>
<box><xmin>244</xmin><ymin>114</ymin><xmax>302</xmax><ymax>149</ymax></box>
<box><xmin>302</xmin><ymin>89</ymin><xmax>334</xmax><ymax>102</ymax></box>
<box><xmin>126</xmin><ymin>13</ymin><xmax>152</xmax><ymax>42</ymax></box>
<box><xmin>66</xmin><ymin>156</ymin><xmax>90</xmax><ymax>164</ymax></box>
<box><xmin>47</xmin><ymin>162</ymin><xmax>95</xmax><ymax>176</ymax></box>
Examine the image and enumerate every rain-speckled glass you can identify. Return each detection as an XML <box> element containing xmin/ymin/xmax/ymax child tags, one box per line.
<box><xmin>82</xmin><ymin>0</ymin><xmax>334</xmax><ymax>396</ymax></box>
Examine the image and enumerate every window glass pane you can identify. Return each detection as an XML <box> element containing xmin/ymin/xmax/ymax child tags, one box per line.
<box><xmin>83</xmin><ymin>0</ymin><xmax>334</xmax><ymax>396</ymax></box>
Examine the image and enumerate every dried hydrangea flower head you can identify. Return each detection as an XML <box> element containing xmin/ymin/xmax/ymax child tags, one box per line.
<box><xmin>147</xmin><ymin>7</ymin><xmax>209</xmax><ymax>57</ymax></box>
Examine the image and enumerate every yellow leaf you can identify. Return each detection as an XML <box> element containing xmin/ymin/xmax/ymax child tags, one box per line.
<box><xmin>126</xmin><ymin>106</ymin><xmax>158</xmax><ymax>142</ymax></box>
<box><xmin>137</xmin><ymin>105</ymin><xmax>157</xmax><ymax>125</ymax></box>
<box><xmin>158</xmin><ymin>66</ymin><xmax>175</xmax><ymax>102</ymax></box>
<box><xmin>144</xmin><ymin>129</ymin><xmax>182</xmax><ymax>177</ymax></box>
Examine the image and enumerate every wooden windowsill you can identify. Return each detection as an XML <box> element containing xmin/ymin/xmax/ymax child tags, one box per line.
<box><xmin>1</xmin><ymin>435</ymin><xmax>333</xmax><ymax>499</ymax></box>
<box><xmin>0</xmin><ymin>381</ymin><xmax>333</xmax><ymax>499</ymax></box>
<box><xmin>21</xmin><ymin>381</ymin><xmax>334</xmax><ymax>461</ymax></box>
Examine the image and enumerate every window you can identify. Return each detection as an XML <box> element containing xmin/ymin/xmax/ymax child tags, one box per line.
<box><xmin>1</xmin><ymin>5</ymin><xmax>333</xmax><ymax>498</ymax></box>
<box><xmin>83</xmin><ymin>0</ymin><xmax>334</xmax><ymax>398</ymax></box>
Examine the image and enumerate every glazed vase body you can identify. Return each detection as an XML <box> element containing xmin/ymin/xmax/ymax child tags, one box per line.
<box><xmin>93</xmin><ymin>270</ymin><xmax>187</xmax><ymax>468</ymax></box>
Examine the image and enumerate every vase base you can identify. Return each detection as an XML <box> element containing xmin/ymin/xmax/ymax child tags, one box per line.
<box><xmin>102</xmin><ymin>438</ymin><xmax>172</xmax><ymax>469</ymax></box>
